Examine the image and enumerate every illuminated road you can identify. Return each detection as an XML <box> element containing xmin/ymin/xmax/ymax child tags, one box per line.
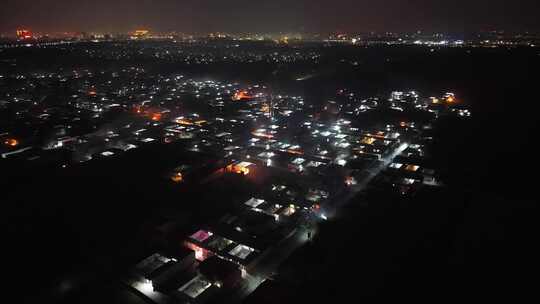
<box><xmin>123</xmin><ymin>142</ymin><xmax>408</xmax><ymax>304</ymax></box>
<box><xmin>295</xmin><ymin>73</ymin><xmax>317</xmax><ymax>81</ymax></box>
<box><xmin>228</xmin><ymin>142</ymin><xmax>409</xmax><ymax>302</ymax></box>
<box><xmin>352</xmin><ymin>142</ymin><xmax>409</xmax><ymax>196</ymax></box>
<box><xmin>329</xmin><ymin>142</ymin><xmax>409</xmax><ymax>217</ymax></box>
<box><xmin>224</xmin><ymin>226</ymin><xmax>313</xmax><ymax>303</ymax></box>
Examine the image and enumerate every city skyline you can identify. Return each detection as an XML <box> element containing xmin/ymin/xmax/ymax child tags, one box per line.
<box><xmin>1</xmin><ymin>0</ymin><xmax>540</xmax><ymax>34</ymax></box>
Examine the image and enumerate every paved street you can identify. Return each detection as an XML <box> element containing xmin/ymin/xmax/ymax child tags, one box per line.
<box><xmin>228</xmin><ymin>142</ymin><xmax>409</xmax><ymax>302</ymax></box>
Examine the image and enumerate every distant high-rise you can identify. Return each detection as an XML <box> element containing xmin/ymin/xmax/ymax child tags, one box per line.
<box><xmin>130</xmin><ymin>30</ymin><xmax>149</xmax><ymax>39</ymax></box>
<box><xmin>16</xmin><ymin>29</ymin><xmax>33</xmax><ymax>40</ymax></box>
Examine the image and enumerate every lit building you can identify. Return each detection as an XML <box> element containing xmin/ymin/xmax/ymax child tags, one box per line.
<box><xmin>170</xmin><ymin>165</ymin><xmax>191</xmax><ymax>183</ymax></box>
<box><xmin>171</xmin><ymin>172</ymin><xmax>183</xmax><ymax>183</ymax></box>
<box><xmin>232</xmin><ymin>90</ymin><xmax>252</xmax><ymax>101</ymax></box>
<box><xmin>16</xmin><ymin>29</ymin><xmax>33</xmax><ymax>40</ymax></box>
<box><xmin>4</xmin><ymin>138</ymin><xmax>19</xmax><ymax>147</ymax></box>
<box><xmin>131</xmin><ymin>30</ymin><xmax>149</xmax><ymax>39</ymax></box>
<box><xmin>226</xmin><ymin>161</ymin><xmax>255</xmax><ymax>176</ymax></box>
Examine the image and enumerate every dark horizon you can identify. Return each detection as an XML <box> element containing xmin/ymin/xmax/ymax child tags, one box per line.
<box><xmin>1</xmin><ymin>0</ymin><xmax>540</xmax><ymax>35</ymax></box>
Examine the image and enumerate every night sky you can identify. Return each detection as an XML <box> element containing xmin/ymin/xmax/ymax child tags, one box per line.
<box><xmin>1</xmin><ymin>0</ymin><xmax>540</xmax><ymax>34</ymax></box>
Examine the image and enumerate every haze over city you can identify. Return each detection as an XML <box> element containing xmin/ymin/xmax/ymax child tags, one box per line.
<box><xmin>2</xmin><ymin>0</ymin><xmax>540</xmax><ymax>34</ymax></box>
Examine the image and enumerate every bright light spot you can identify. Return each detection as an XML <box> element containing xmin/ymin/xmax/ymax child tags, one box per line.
<box><xmin>336</xmin><ymin>159</ymin><xmax>347</xmax><ymax>166</ymax></box>
<box><xmin>137</xmin><ymin>280</ymin><xmax>154</xmax><ymax>293</ymax></box>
